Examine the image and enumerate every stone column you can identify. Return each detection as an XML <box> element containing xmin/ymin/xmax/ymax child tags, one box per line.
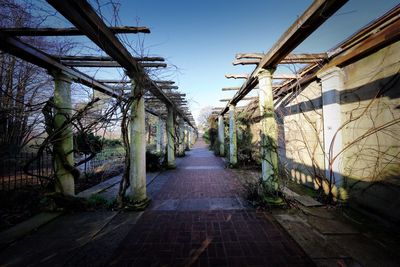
<box><xmin>218</xmin><ymin>115</ymin><xmax>225</xmax><ymax>156</ymax></box>
<box><xmin>129</xmin><ymin>82</ymin><xmax>147</xmax><ymax>203</ymax></box>
<box><xmin>318</xmin><ymin>67</ymin><xmax>345</xmax><ymax>186</ymax></box>
<box><xmin>188</xmin><ymin>127</ymin><xmax>192</xmax><ymax>148</ymax></box>
<box><xmin>177</xmin><ymin>119</ymin><xmax>185</xmax><ymax>157</ymax></box>
<box><xmin>166</xmin><ymin>105</ymin><xmax>176</xmax><ymax>168</ymax></box>
<box><xmin>156</xmin><ymin>116</ymin><xmax>163</xmax><ymax>154</ymax></box>
<box><xmin>258</xmin><ymin>68</ymin><xmax>279</xmax><ymax>187</ymax></box>
<box><xmin>229</xmin><ymin>104</ymin><xmax>237</xmax><ymax>166</ymax></box>
<box><xmin>184</xmin><ymin>125</ymin><xmax>190</xmax><ymax>150</ymax></box>
<box><xmin>52</xmin><ymin>71</ymin><xmax>75</xmax><ymax>196</ymax></box>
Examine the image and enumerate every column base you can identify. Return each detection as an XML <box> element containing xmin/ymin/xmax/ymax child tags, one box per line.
<box><xmin>124</xmin><ymin>196</ymin><xmax>151</xmax><ymax>211</ymax></box>
<box><xmin>166</xmin><ymin>163</ymin><xmax>176</xmax><ymax>169</ymax></box>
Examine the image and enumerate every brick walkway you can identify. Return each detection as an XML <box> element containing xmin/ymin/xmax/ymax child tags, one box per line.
<box><xmin>108</xmin><ymin>139</ymin><xmax>314</xmax><ymax>266</ymax></box>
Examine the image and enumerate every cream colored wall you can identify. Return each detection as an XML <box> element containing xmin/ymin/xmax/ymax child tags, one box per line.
<box><xmin>341</xmin><ymin>41</ymin><xmax>400</xmax><ymax>185</ymax></box>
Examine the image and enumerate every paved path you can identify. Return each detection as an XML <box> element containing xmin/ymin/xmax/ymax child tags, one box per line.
<box><xmin>0</xmin><ymin>138</ymin><xmax>313</xmax><ymax>266</ymax></box>
<box><xmin>108</xmin><ymin>139</ymin><xmax>313</xmax><ymax>266</ymax></box>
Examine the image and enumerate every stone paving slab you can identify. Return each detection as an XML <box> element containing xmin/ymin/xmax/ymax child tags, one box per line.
<box><xmin>293</xmin><ymin>195</ymin><xmax>323</xmax><ymax>207</ymax></box>
<box><xmin>0</xmin><ymin>212</ymin><xmax>62</xmax><ymax>250</ymax></box>
<box><xmin>0</xmin><ymin>212</ymin><xmax>118</xmax><ymax>266</ymax></box>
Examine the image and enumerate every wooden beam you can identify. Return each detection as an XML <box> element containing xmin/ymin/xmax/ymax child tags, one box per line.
<box><xmin>155</xmin><ymin>80</ymin><xmax>175</xmax><ymax>85</ymax></box>
<box><xmin>1</xmin><ymin>26</ymin><xmax>150</xmax><ymax>36</ymax></box>
<box><xmin>235</xmin><ymin>53</ymin><xmax>264</xmax><ymax>59</ymax></box>
<box><xmin>225</xmin><ymin>74</ymin><xmax>248</xmax><ymax>79</ymax></box>
<box><xmin>159</xmin><ymin>85</ymin><xmax>178</xmax><ymax>90</ymax></box>
<box><xmin>55</xmin><ymin>55</ymin><xmax>165</xmax><ymax>62</ymax></box>
<box><xmin>220</xmin><ymin>97</ymin><xmax>257</xmax><ymax>102</ymax></box>
<box><xmin>221</xmin><ymin>0</ymin><xmax>348</xmax><ymax>114</ymax></box>
<box><xmin>62</xmin><ymin>61</ymin><xmax>167</xmax><ymax>68</ymax></box>
<box><xmin>222</xmin><ymin>87</ymin><xmax>241</xmax><ymax>91</ymax></box>
<box><xmin>0</xmin><ymin>33</ymin><xmax>123</xmax><ymax>99</ymax></box>
<box><xmin>233</xmin><ymin>53</ymin><xmax>327</xmax><ymax>65</ymax></box>
<box><xmin>96</xmin><ymin>79</ymin><xmax>130</xmax><ymax>83</ymax></box>
<box><xmin>46</xmin><ymin>0</ymin><xmax>195</xmax><ymax>129</ymax></box>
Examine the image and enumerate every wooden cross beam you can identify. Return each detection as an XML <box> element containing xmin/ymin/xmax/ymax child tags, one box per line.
<box><xmin>154</xmin><ymin>80</ymin><xmax>175</xmax><ymax>85</ymax></box>
<box><xmin>225</xmin><ymin>74</ymin><xmax>249</xmax><ymax>79</ymax></box>
<box><xmin>55</xmin><ymin>55</ymin><xmax>165</xmax><ymax>62</ymax></box>
<box><xmin>159</xmin><ymin>85</ymin><xmax>178</xmax><ymax>90</ymax></box>
<box><xmin>96</xmin><ymin>79</ymin><xmax>130</xmax><ymax>83</ymax></box>
<box><xmin>62</xmin><ymin>61</ymin><xmax>167</xmax><ymax>68</ymax></box>
<box><xmin>219</xmin><ymin>97</ymin><xmax>257</xmax><ymax>102</ymax></box>
<box><xmin>0</xmin><ymin>32</ymin><xmax>124</xmax><ymax>99</ymax></box>
<box><xmin>225</xmin><ymin>74</ymin><xmax>297</xmax><ymax>79</ymax></box>
<box><xmin>1</xmin><ymin>26</ymin><xmax>150</xmax><ymax>36</ymax></box>
<box><xmin>234</xmin><ymin>53</ymin><xmax>327</xmax><ymax>64</ymax></box>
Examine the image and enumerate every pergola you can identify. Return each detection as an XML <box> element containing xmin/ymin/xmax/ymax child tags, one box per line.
<box><xmin>0</xmin><ymin>0</ymin><xmax>197</xmax><ymax>203</ymax></box>
<box><xmin>215</xmin><ymin>0</ymin><xmax>348</xmax><ymax>183</ymax></box>
<box><xmin>216</xmin><ymin>0</ymin><xmax>400</xmax><ymax>186</ymax></box>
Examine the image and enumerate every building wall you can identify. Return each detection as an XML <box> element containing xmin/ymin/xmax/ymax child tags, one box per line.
<box><xmin>240</xmin><ymin>40</ymin><xmax>400</xmax><ymax>222</ymax></box>
<box><xmin>339</xmin><ymin>41</ymin><xmax>400</xmax><ymax>222</ymax></box>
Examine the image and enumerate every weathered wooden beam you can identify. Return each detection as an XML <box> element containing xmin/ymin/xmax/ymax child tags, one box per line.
<box><xmin>225</xmin><ymin>74</ymin><xmax>249</xmax><ymax>79</ymax></box>
<box><xmin>55</xmin><ymin>55</ymin><xmax>165</xmax><ymax>62</ymax></box>
<box><xmin>220</xmin><ymin>97</ymin><xmax>257</xmax><ymax>102</ymax></box>
<box><xmin>222</xmin><ymin>87</ymin><xmax>241</xmax><ymax>91</ymax></box>
<box><xmin>159</xmin><ymin>85</ymin><xmax>178</xmax><ymax>90</ymax></box>
<box><xmin>62</xmin><ymin>61</ymin><xmax>167</xmax><ymax>68</ymax></box>
<box><xmin>235</xmin><ymin>53</ymin><xmax>264</xmax><ymax>59</ymax></box>
<box><xmin>233</xmin><ymin>53</ymin><xmax>327</xmax><ymax>65</ymax></box>
<box><xmin>46</xmin><ymin>0</ymin><xmax>195</xmax><ymax>129</ymax></box>
<box><xmin>154</xmin><ymin>80</ymin><xmax>175</xmax><ymax>85</ymax></box>
<box><xmin>1</xmin><ymin>26</ymin><xmax>150</xmax><ymax>36</ymax></box>
<box><xmin>0</xmin><ymin>33</ymin><xmax>123</xmax><ymax>99</ymax></box>
<box><xmin>96</xmin><ymin>79</ymin><xmax>130</xmax><ymax>83</ymax></box>
<box><xmin>222</xmin><ymin>0</ymin><xmax>348</xmax><ymax>114</ymax></box>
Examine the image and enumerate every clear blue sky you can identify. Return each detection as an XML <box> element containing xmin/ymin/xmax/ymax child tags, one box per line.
<box><xmin>59</xmin><ymin>0</ymin><xmax>399</xmax><ymax>122</ymax></box>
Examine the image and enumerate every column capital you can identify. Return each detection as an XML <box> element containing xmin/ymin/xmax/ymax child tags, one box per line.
<box><xmin>49</xmin><ymin>70</ymin><xmax>73</xmax><ymax>83</ymax></box>
<box><xmin>317</xmin><ymin>66</ymin><xmax>344</xmax><ymax>82</ymax></box>
<box><xmin>229</xmin><ymin>103</ymin><xmax>236</xmax><ymax>110</ymax></box>
<box><xmin>257</xmin><ymin>67</ymin><xmax>276</xmax><ymax>80</ymax></box>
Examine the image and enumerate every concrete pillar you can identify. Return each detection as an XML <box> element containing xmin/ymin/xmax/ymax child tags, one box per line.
<box><xmin>318</xmin><ymin>67</ymin><xmax>345</xmax><ymax>186</ymax></box>
<box><xmin>166</xmin><ymin>105</ymin><xmax>176</xmax><ymax>168</ymax></box>
<box><xmin>229</xmin><ymin>104</ymin><xmax>237</xmax><ymax>166</ymax></box>
<box><xmin>258</xmin><ymin>68</ymin><xmax>279</xmax><ymax>187</ymax></box>
<box><xmin>52</xmin><ymin>72</ymin><xmax>75</xmax><ymax>196</ymax></box>
<box><xmin>156</xmin><ymin>116</ymin><xmax>163</xmax><ymax>154</ymax></box>
<box><xmin>218</xmin><ymin>115</ymin><xmax>225</xmax><ymax>156</ymax></box>
<box><xmin>129</xmin><ymin>82</ymin><xmax>147</xmax><ymax>203</ymax></box>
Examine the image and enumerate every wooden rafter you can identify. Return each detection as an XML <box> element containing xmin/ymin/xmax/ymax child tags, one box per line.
<box><xmin>61</xmin><ymin>61</ymin><xmax>167</xmax><ymax>68</ymax></box>
<box><xmin>55</xmin><ymin>55</ymin><xmax>165</xmax><ymax>62</ymax></box>
<box><xmin>234</xmin><ymin>53</ymin><xmax>327</xmax><ymax>64</ymax></box>
<box><xmin>1</xmin><ymin>26</ymin><xmax>150</xmax><ymax>36</ymax></box>
<box><xmin>220</xmin><ymin>97</ymin><xmax>257</xmax><ymax>102</ymax></box>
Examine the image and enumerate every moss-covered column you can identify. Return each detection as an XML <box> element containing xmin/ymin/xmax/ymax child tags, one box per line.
<box><xmin>177</xmin><ymin>119</ymin><xmax>185</xmax><ymax>157</ymax></box>
<box><xmin>129</xmin><ymin>82</ymin><xmax>147</xmax><ymax>203</ymax></box>
<box><xmin>187</xmin><ymin>127</ymin><xmax>192</xmax><ymax>148</ymax></box>
<box><xmin>184</xmin><ymin>124</ymin><xmax>190</xmax><ymax>150</ymax></box>
<box><xmin>156</xmin><ymin>116</ymin><xmax>163</xmax><ymax>154</ymax></box>
<box><xmin>52</xmin><ymin>72</ymin><xmax>75</xmax><ymax>196</ymax></box>
<box><xmin>229</xmin><ymin>104</ymin><xmax>237</xmax><ymax>166</ymax></box>
<box><xmin>258</xmin><ymin>68</ymin><xmax>278</xmax><ymax>187</ymax></box>
<box><xmin>166</xmin><ymin>104</ymin><xmax>176</xmax><ymax>168</ymax></box>
<box><xmin>218</xmin><ymin>115</ymin><xmax>225</xmax><ymax>156</ymax></box>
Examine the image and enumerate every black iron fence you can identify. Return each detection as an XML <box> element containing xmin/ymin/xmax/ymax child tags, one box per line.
<box><xmin>0</xmin><ymin>149</ymin><xmax>125</xmax><ymax>191</ymax></box>
<box><xmin>0</xmin><ymin>152</ymin><xmax>53</xmax><ymax>191</ymax></box>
